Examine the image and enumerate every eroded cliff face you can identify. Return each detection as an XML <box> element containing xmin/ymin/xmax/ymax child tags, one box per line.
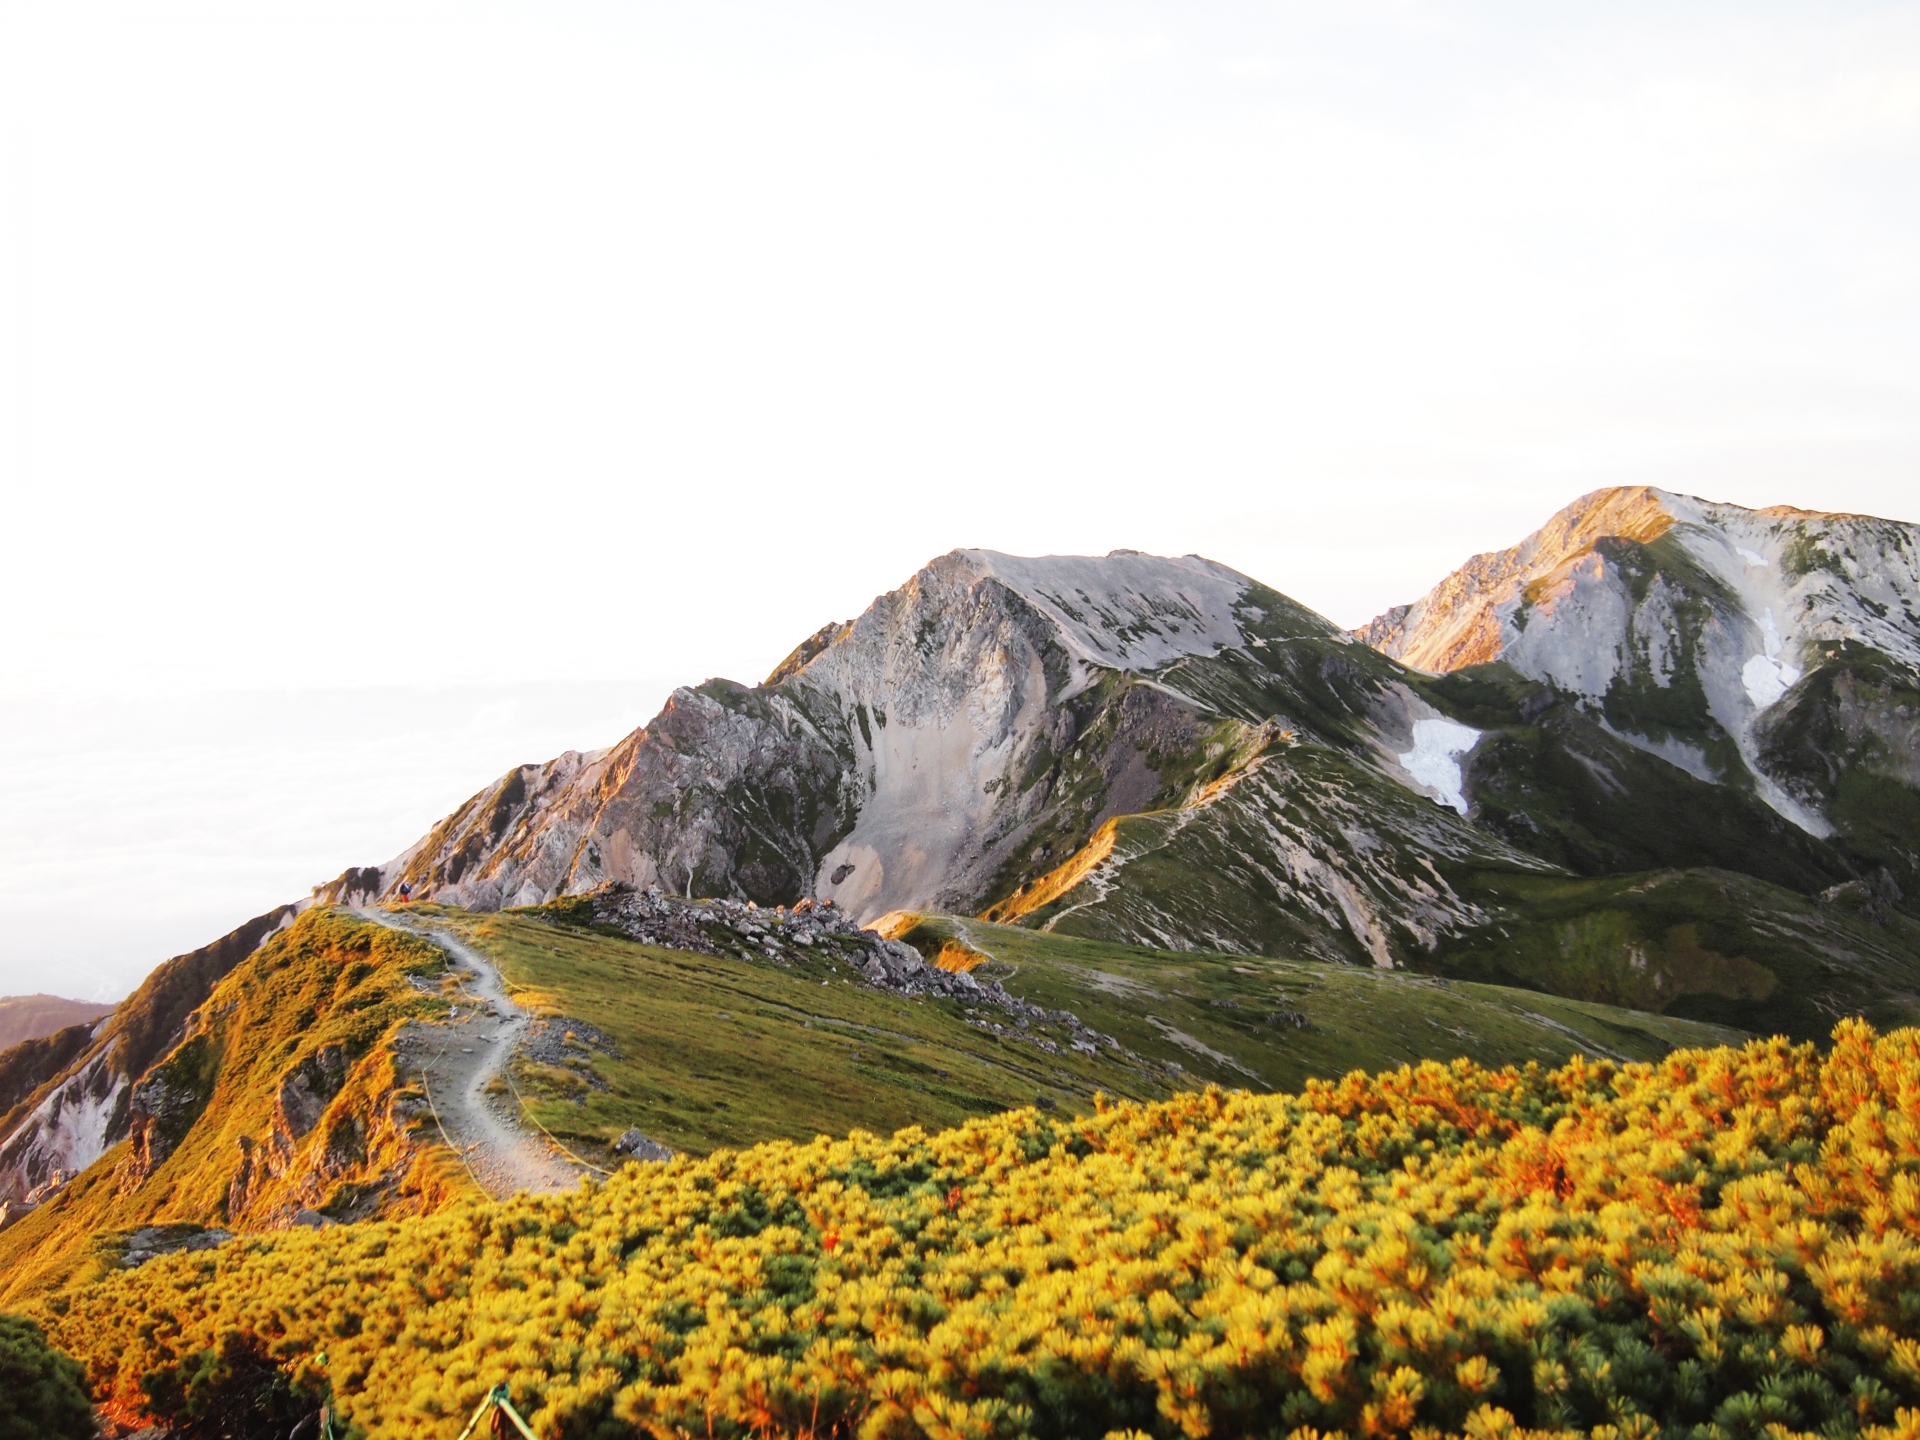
<box><xmin>344</xmin><ymin>550</ymin><xmax>1297</xmax><ymax>923</ymax></box>
<box><xmin>791</xmin><ymin>550</ymin><xmax>1265</xmax><ymax>918</ymax></box>
<box><xmin>1358</xmin><ymin>487</ymin><xmax>1920</xmax><ymax>839</ymax></box>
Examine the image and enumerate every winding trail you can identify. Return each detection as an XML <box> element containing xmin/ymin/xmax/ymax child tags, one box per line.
<box><xmin>357</xmin><ymin>908</ymin><xmax>586</xmax><ymax>1199</ymax></box>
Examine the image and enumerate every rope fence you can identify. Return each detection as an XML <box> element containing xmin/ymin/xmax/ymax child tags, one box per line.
<box><xmin>502</xmin><ymin>1064</ymin><xmax>615</xmax><ymax>1177</ymax></box>
<box><xmin>417</xmin><ymin>1039</ymin><xmax>495</xmax><ymax>1200</ymax></box>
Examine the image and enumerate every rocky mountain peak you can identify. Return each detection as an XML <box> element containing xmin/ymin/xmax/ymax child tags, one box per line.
<box><xmin>765</xmin><ymin>548</ymin><xmax>1270</xmax><ymax>698</ymax></box>
<box><xmin>1357</xmin><ymin>486</ymin><xmax>1920</xmax><ymax>834</ymax></box>
<box><xmin>944</xmin><ymin>548</ymin><xmax>1273</xmax><ymax>674</ymax></box>
<box><xmin>1355</xmin><ymin>486</ymin><xmax>1680</xmax><ymax>672</ymax></box>
<box><xmin>1360</xmin><ymin>486</ymin><xmax>1919</xmax><ymax>678</ymax></box>
<box><xmin>323</xmin><ymin>548</ymin><xmax>1286</xmax><ymax>928</ymax></box>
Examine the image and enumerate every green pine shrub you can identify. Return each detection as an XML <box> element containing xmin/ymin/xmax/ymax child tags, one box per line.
<box><xmin>0</xmin><ymin>1312</ymin><xmax>93</xmax><ymax>1440</ymax></box>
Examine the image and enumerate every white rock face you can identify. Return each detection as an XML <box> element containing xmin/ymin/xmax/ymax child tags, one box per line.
<box><xmin>1358</xmin><ymin>487</ymin><xmax>1920</xmax><ymax>832</ymax></box>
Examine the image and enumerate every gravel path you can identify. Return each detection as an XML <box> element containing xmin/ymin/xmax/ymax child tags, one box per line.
<box><xmin>358</xmin><ymin>908</ymin><xmax>587</xmax><ymax>1199</ymax></box>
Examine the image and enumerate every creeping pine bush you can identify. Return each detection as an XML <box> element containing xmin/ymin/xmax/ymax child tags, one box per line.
<box><xmin>37</xmin><ymin>1020</ymin><xmax>1920</xmax><ymax>1440</ymax></box>
<box><xmin>0</xmin><ymin>1312</ymin><xmax>93</xmax><ymax>1440</ymax></box>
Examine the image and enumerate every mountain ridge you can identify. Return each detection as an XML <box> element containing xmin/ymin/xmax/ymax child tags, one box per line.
<box><xmin>278</xmin><ymin>494</ymin><xmax>1920</xmax><ymax>1003</ymax></box>
<box><xmin>1357</xmin><ymin>486</ymin><xmax>1920</xmax><ymax>838</ymax></box>
<box><xmin>4</xmin><ymin>487</ymin><xmax>1917</xmax><ymax>1221</ymax></box>
<box><xmin>0</xmin><ymin>996</ymin><xmax>115</xmax><ymax>1052</ymax></box>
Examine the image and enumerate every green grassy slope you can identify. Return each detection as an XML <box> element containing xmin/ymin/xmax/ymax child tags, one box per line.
<box><xmin>445</xmin><ymin>906</ymin><xmax>1741</xmax><ymax>1164</ymax></box>
<box><xmin>1422</xmin><ymin>662</ymin><xmax>1859</xmax><ymax>889</ymax></box>
<box><xmin>984</xmin><ymin>738</ymin><xmax>1558</xmax><ymax>967</ymax></box>
<box><xmin>0</xmin><ymin>900</ymin><xmax>1745</xmax><ymax>1312</ymax></box>
<box><xmin>1755</xmin><ymin>645</ymin><xmax>1920</xmax><ymax>894</ymax></box>
<box><xmin>972</xmin><ymin>655</ymin><xmax>1920</xmax><ymax>1044</ymax></box>
<box><xmin>1433</xmin><ymin>866</ymin><xmax>1920</xmax><ymax>1039</ymax></box>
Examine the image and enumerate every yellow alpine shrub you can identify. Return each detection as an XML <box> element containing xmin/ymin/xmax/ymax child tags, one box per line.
<box><xmin>37</xmin><ymin>1022</ymin><xmax>1920</xmax><ymax>1440</ymax></box>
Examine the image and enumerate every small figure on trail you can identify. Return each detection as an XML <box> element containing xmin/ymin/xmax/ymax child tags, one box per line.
<box><xmin>398</xmin><ymin>881</ymin><xmax>413</xmax><ymax>904</ymax></box>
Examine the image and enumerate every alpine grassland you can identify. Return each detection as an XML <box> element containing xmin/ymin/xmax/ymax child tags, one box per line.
<box><xmin>446</xmin><ymin>908</ymin><xmax>1736</xmax><ymax>1161</ymax></box>
<box><xmin>37</xmin><ymin>1021</ymin><xmax>1920</xmax><ymax>1440</ymax></box>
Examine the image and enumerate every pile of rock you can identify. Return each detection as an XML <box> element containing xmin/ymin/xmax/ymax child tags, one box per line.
<box><xmin>612</xmin><ymin>1128</ymin><xmax>674</xmax><ymax>1162</ymax></box>
<box><xmin>121</xmin><ymin>1225</ymin><xmax>233</xmax><ymax>1269</ymax></box>
<box><xmin>962</xmin><ymin>1004</ymin><xmax>1122</xmax><ymax>1059</ymax></box>
<box><xmin>546</xmin><ymin>884</ymin><xmax>1124</xmax><ymax>1052</ymax></box>
<box><xmin>566</xmin><ymin>884</ymin><xmax>872</xmax><ymax>962</ymax></box>
<box><xmin>548</xmin><ymin>884</ymin><xmax>966</xmax><ymax>990</ymax></box>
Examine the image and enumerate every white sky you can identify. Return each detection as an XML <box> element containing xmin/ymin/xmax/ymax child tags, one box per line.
<box><xmin>3</xmin><ymin>2</ymin><xmax>1917</xmax><ymax>999</ymax></box>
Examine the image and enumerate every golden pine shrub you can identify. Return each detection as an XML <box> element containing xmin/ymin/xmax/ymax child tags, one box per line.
<box><xmin>35</xmin><ymin>1022</ymin><xmax>1920</xmax><ymax>1440</ymax></box>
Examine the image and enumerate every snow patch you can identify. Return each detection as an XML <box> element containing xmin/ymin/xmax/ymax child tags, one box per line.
<box><xmin>1737</xmin><ymin>547</ymin><xmax>1768</xmax><ymax>567</ymax></box>
<box><xmin>1757</xmin><ymin>608</ymin><xmax>1784</xmax><ymax>657</ymax></box>
<box><xmin>1742</xmin><ymin>655</ymin><xmax>1802</xmax><ymax>709</ymax></box>
<box><xmin>1742</xmin><ymin>608</ymin><xmax>1803</xmax><ymax>708</ymax></box>
<box><xmin>1398</xmin><ymin>719</ymin><xmax>1481</xmax><ymax>815</ymax></box>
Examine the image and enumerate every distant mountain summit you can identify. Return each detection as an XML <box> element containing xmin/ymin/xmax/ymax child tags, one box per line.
<box><xmin>1358</xmin><ymin>486</ymin><xmax>1920</xmax><ymax>845</ymax></box>
<box><xmin>0</xmin><ymin>996</ymin><xmax>114</xmax><ymax>1052</ymax></box>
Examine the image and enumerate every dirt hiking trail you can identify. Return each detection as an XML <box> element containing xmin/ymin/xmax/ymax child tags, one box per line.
<box><xmin>358</xmin><ymin>907</ymin><xmax>588</xmax><ymax>1199</ymax></box>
